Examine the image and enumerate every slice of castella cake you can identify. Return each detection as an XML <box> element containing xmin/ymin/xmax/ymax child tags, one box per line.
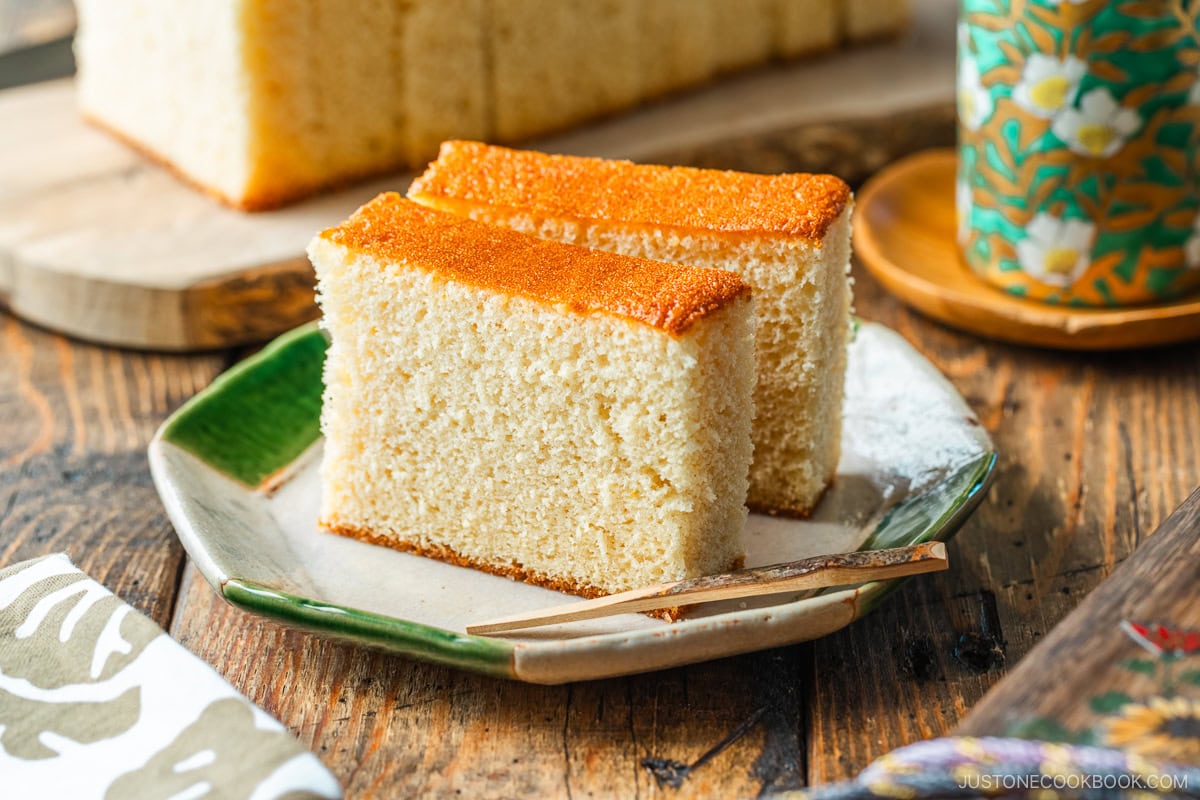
<box><xmin>409</xmin><ymin>141</ymin><xmax>852</xmax><ymax>516</ymax></box>
<box><xmin>308</xmin><ymin>194</ymin><xmax>756</xmax><ymax>597</ymax></box>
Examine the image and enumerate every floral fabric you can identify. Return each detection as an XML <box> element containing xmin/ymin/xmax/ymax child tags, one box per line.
<box><xmin>0</xmin><ymin>553</ymin><xmax>342</xmax><ymax>800</ymax></box>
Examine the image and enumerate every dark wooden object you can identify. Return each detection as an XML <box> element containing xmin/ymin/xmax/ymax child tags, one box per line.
<box><xmin>957</xmin><ymin>488</ymin><xmax>1200</xmax><ymax>740</ymax></box>
<box><xmin>2</xmin><ymin>259</ymin><xmax>1199</xmax><ymax>797</ymax></box>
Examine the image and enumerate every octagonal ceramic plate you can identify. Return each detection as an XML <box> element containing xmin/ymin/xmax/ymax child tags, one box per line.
<box><xmin>149</xmin><ymin>321</ymin><xmax>995</xmax><ymax>684</ymax></box>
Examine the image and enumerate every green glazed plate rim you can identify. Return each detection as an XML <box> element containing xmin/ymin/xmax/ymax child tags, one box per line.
<box><xmin>150</xmin><ymin>321</ymin><xmax>996</xmax><ymax>683</ymax></box>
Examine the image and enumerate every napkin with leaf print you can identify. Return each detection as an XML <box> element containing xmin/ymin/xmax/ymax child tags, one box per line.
<box><xmin>0</xmin><ymin>553</ymin><xmax>342</xmax><ymax>800</ymax></box>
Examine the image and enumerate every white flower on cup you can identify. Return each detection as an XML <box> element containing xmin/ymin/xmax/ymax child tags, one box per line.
<box><xmin>1189</xmin><ymin>65</ymin><xmax>1200</xmax><ymax>105</ymax></box>
<box><xmin>958</xmin><ymin>55</ymin><xmax>994</xmax><ymax>132</ymax></box>
<box><xmin>1052</xmin><ymin>88</ymin><xmax>1141</xmax><ymax>158</ymax></box>
<box><xmin>956</xmin><ymin>176</ymin><xmax>973</xmax><ymax>244</ymax></box>
<box><xmin>1017</xmin><ymin>213</ymin><xmax>1096</xmax><ymax>287</ymax></box>
<box><xmin>1013</xmin><ymin>54</ymin><xmax>1087</xmax><ymax>119</ymax></box>
<box><xmin>1185</xmin><ymin>215</ymin><xmax>1200</xmax><ymax>269</ymax></box>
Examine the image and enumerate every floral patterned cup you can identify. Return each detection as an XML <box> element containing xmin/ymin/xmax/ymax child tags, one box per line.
<box><xmin>958</xmin><ymin>0</ymin><xmax>1200</xmax><ymax>307</ymax></box>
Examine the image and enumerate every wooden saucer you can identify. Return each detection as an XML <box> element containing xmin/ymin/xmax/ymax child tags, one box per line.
<box><xmin>854</xmin><ymin>148</ymin><xmax>1200</xmax><ymax>350</ymax></box>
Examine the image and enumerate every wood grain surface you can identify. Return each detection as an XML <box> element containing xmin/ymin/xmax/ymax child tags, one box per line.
<box><xmin>807</xmin><ymin>268</ymin><xmax>1200</xmax><ymax>784</ymax></box>
<box><xmin>956</xmin><ymin>487</ymin><xmax>1200</xmax><ymax>739</ymax></box>
<box><xmin>0</xmin><ymin>316</ymin><xmax>226</xmax><ymax>627</ymax></box>
<box><xmin>4</xmin><ymin>249</ymin><xmax>1195</xmax><ymax>797</ymax></box>
<box><xmin>0</xmin><ymin>0</ymin><xmax>954</xmax><ymax>351</ymax></box>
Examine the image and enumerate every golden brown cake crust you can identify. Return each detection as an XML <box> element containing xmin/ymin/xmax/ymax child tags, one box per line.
<box><xmin>410</xmin><ymin>140</ymin><xmax>852</xmax><ymax>242</ymax></box>
<box><xmin>322</xmin><ymin>520</ymin><xmax>746</xmax><ymax>621</ymax></box>
<box><xmin>323</xmin><ymin>520</ymin><xmax>612</xmax><ymax>598</ymax></box>
<box><xmin>316</xmin><ymin>193</ymin><xmax>750</xmax><ymax>336</ymax></box>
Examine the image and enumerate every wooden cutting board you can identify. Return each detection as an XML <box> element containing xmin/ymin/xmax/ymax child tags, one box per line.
<box><xmin>0</xmin><ymin>0</ymin><xmax>954</xmax><ymax>351</ymax></box>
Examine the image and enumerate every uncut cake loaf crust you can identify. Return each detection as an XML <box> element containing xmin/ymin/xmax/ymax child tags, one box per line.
<box><xmin>409</xmin><ymin>141</ymin><xmax>852</xmax><ymax>517</ymax></box>
<box><xmin>309</xmin><ymin>194</ymin><xmax>756</xmax><ymax>598</ymax></box>
<box><xmin>74</xmin><ymin>0</ymin><xmax>906</xmax><ymax>210</ymax></box>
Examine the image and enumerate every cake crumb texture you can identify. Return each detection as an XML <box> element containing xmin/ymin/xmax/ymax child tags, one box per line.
<box><xmin>410</xmin><ymin>142</ymin><xmax>853</xmax><ymax>516</ymax></box>
<box><xmin>309</xmin><ymin>197</ymin><xmax>757</xmax><ymax>596</ymax></box>
<box><xmin>842</xmin><ymin>0</ymin><xmax>910</xmax><ymax>42</ymax></box>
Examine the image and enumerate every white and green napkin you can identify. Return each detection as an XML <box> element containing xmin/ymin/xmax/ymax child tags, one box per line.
<box><xmin>0</xmin><ymin>553</ymin><xmax>342</xmax><ymax>799</ymax></box>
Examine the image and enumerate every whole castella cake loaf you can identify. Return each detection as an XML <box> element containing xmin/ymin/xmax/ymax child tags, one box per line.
<box><xmin>409</xmin><ymin>141</ymin><xmax>852</xmax><ymax>516</ymax></box>
<box><xmin>73</xmin><ymin>0</ymin><xmax>905</xmax><ymax>210</ymax></box>
<box><xmin>74</xmin><ymin>0</ymin><xmax>488</xmax><ymax>209</ymax></box>
<box><xmin>308</xmin><ymin>194</ymin><xmax>757</xmax><ymax>596</ymax></box>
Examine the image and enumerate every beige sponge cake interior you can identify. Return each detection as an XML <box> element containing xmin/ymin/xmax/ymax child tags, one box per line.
<box><xmin>239</xmin><ymin>0</ymin><xmax>410</xmax><ymax>206</ymax></box>
<box><xmin>842</xmin><ymin>0</ymin><xmax>910</xmax><ymax>42</ymax></box>
<box><xmin>75</xmin><ymin>0</ymin><xmax>488</xmax><ymax>209</ymax></box>
<box><xmin>488</xmin><ymin>0</ymin><xmax>640</xmax><ymax>142</ymax></box>
<box><xmin>638</xmin><ymin>0</ymin><xmax>716</xmax><ymax>98</ymax></box>
<box><xmin>309</xmin><ymin>195</ymin><xmax>756</xmax><ymax>596</ymax></box>
<box><xmin>409</xmin><ymin>142</ymin><xmax>853</xmax><ymax>517</ymax></box>
<box><xmin>403</xmin><ymin>0</ymin><xmax>489</xmax><ymax>164</ymax></box>
<box><xmin>775</xmin><ymin>0</ymin><xmax>839</xmax><ymax>58</ymax></box>
<box><xmin>75</xmin><ymin>0</ymin><xmax>256</xmax><ymax>206</ymax></box>
<box><xmin>710</xmin><ymin>0</ymin><xmax>775</xmax><ymax>73</ymax></box>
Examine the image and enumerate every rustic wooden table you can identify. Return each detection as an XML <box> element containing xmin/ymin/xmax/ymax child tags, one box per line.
<box><xmin>2</xmin><ymin>262</ymin><xmax>1197</xmax><ymax>799</ymax></box>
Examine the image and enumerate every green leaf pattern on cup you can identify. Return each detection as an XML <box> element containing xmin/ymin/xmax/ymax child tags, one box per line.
<box><xmin>958</xmin><ymin>0</ymin><xmax>1200</xmax><ymax>306</ymax></box>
